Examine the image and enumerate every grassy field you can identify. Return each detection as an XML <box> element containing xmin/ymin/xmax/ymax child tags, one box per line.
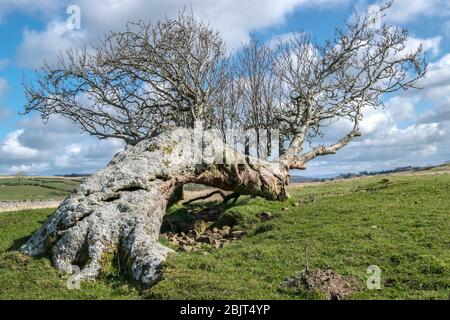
<box><xmin>0</xmin><ymin>177</ymin><xmax>81</xmax><ymax>201</ymax></box>
<box><xmin>0</xmin><ymin>170</ymin><xmax>449</xmax><ymax>299</ymax></box>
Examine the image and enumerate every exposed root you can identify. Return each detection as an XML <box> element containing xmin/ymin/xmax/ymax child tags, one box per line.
<box><xmin>183</xmin><ymin>190</ymin><xmax>241</xmax><ymax>206</ymax></box>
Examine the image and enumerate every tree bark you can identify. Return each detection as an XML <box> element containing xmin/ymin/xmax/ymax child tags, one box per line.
<box><xmin>20</xmin><ymin>128</ymin><xmax>289</xmax><ymax>286</ymax></box>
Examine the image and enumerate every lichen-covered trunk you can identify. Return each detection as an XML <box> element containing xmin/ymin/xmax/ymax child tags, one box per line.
<box><xmin>20</xmin><ymin>128</ymin><xmax>289</xmax><ymax>286</ymax></box>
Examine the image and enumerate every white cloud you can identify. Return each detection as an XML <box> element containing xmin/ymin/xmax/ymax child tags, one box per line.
<box><xmin>15</xmin><ymin>0</ymin><xmax>350</xmax><ymax>68</ymax></box>
<box><xmin>416</xmin><ymin>53</ymin><xmax>450</xmax><ymax>104</ymax></box>
<box><xmin>301</xmin><ymin>92</ymin><xmax>450</xmax><ymax>177</ymax></box>
<box><xmin>384</xmin><ymin>96</ymin><xmax>418</xmax><ymax>121</ymax></box>
<box><xmin>0</xmin><ymin>115</ymin><xmax>125</xmax><ymax>175</ymax></box>
<box><xmin>8</xmin><ymin>163</ymin><xmax>50</xmax><ymax>174</ymax></box>
<box><xmin>418</xmin><ymin>104</ymin><xmax>450</xmax><ymax>124</ymax></box>
<box><xmin>374</xmin><ymin>0</ymin><xmax>450</xmax><ymax>24</ymax></box>
<box><xmin>18</xmin><ymin>20</ymin><xmax>87</xmax><ymax>68</ymax></box>
<box><xmin>358</xmin><ymin>122</ymin><xmax>446</xmax><ymax>148</ymax></box>
<box><xmin>405</xmin><ymin>36</ymin><xmax>441</xmax><ymax>57</ymax></box>
<box><xmin>0</xmin><ymin>129</ymin><xmax>39</xmax><ymax>160</ymax></box>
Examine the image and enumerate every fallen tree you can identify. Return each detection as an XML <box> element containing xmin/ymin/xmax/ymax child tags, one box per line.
<box><xmin>21</xmin><ymin>3</ymin><xmax>426</xmax><ymax>286</ymax></box>
<box><xmin>21</xmin><ymin>129</ymin><xmax>289</xmax><ymax>285</ymax></box>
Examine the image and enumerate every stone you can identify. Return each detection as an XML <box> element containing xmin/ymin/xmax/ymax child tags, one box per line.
<box><xmin>197</xmin><ymin>235</ymin><xmax>213</xmax><ymax>244</ymax></box>
<box><xmin>194</xmin><ymin>220</ymin><xmax>210</xmax><ymax>234</ymax></box>
<box><xmin>220</xmin><ymin>228</ymin><xmax>230</xmax><ymax>237</ymax></box>
<box><xmin>160</xmin><ymin>233</ymin><xmax>168</xmax><ymax>240</ymax></box>
<box><xmin>212</xmin><ymin>239</ymin><xmax>221</xmax><ymax>248</ymax></box>
<box><xmin>188</xmin><ymin>229</ymin><xmax>201</xmax><ymax>239</ymax></box>
<box><xmin>179</xmin><ymin>245</ymin><xmax>193</xmax><ymax>252</ymax></box>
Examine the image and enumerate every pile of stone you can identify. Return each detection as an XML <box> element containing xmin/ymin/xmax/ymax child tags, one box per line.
<box><xmin>161</xmin><ymin>222</ymin><xmax>245</xmax><ymax>252</ymax></box>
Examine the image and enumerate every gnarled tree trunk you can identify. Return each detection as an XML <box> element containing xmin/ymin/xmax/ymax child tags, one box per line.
<box><xmin>20</xmin><ymin>128</ymin><xmax>289</xmax><ymax>286</ymax></box>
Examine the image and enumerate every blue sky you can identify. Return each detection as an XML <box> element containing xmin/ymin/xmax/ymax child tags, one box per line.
<box><xmin>0</xmin><ymin>0</ymin><xmax>449</xmax><ymax>177</ymax></box>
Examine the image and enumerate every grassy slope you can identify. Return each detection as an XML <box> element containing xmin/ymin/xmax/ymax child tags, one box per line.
<box><xmin>0</xmin><ymin>178</ymin><xmax>80</xmax><ymax>201</ymax></box>
<box><xmin>0</xmin><ymin>209</ymin><xmax>141</xmax><ymax>299</ymax></box>
<box><xmin>0</xmin><ymin>172</ymin><xmax>449</xmax><ymax>299</ymax></box>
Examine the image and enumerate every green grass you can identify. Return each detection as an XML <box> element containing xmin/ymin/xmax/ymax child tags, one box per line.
<box><xmin>424</xmin><ymin>163</ymin><xmax>450</xmax><ymax>173</ymax></box>
<box><xmin>0</xmin><ymin>173</ymin><xmax>449</xmax><ymax>299</ymax></box>
<box><xmin>0</xmin><ymin>177</ymin><xmax>80</xmax><ymax>200</ymax></box>
<box><xmin>0</xmin><ymin>209</ymin><xmax>140</xmax><ymax>299</ymax></box>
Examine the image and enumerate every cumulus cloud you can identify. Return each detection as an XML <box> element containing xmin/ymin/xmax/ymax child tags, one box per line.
<box><xmin>0</xmin><ymin>129</ymin><xmax>39</xmax><ymax>160</ymax></box>
<box><xmin>418</xmin><ymin>104</ymin><xmax>450</xmax><ymax>124</ymax></box>
<box><xmin>414</xmin><ymin>53</ymin><xmax>450</xmax><ymax>104</ymax></box>
<box><xmin>17</xmin><ymin>20</ymin><xmax>87</xmax><ymax>68</ymax></box>
<box><xmin>374</xmin><ymin>0</ymin><xmax>450</xmax><ymax>24</ymax></box>
<box><xmin>301</xmin><ymin>92</ymin><xmax>450</xmax><ymax>177</ymax></box>
<box><xmin>405</xmin><ymin>36</ymin><xmax>441</xmax><ymax>57</ymax></box>
<box><xmin>0</xmin><ymin>116</ymin><xmax>124</xmax><ymax>175</ymax></box>
<box><xmin>15</xmin><ymin>0</ymin><xmax>350</xmax><ymax>68</ymax></box>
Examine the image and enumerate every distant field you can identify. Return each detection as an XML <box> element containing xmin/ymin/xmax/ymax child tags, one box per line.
<box><xmin>0</xmin><ymin>171</ymin><xmax>449</xmax><ymax>300</ymax></box>
<box><xmin>0</xmin><ymin>177</ymin><xmax>81</xmax><ymax>201</ymax></box>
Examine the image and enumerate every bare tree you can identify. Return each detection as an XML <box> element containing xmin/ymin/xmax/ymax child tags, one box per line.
<box><xmin>24</xmin><ymin>13</ymin><xmax>229</xmax><ymax>145</ymax></box>
<box><xmin>21</xmin><ymin>4</ymin><xmax>426</xmax><ymax>286</ymax></box>
<box><xmin>235</xmin><ymin>34</ymin><xmax>281</xmax><ymax>158</ymax></box>
<box><xmin>15</xmin><ymin>171</ymin><xmax>27</xmax><ymax>185</ymax></box>
<box><xmin>273</xmin><ymin>4</ymin><xmax>425</xmax><ymax>169</ymax></box>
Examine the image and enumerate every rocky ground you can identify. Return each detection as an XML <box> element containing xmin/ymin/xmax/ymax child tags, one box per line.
<box><xmin>162</xmin><ymin>225</ymin><xmax>245</xmax><ymax>252</ymax></box>
<box><xmin>161</xmin><ymin>206</ymin><xmax>274</xmax><ymax>253</ymax></box>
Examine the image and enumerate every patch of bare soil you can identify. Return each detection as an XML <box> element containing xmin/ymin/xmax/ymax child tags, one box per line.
<box><xmin>283</xmin><ymin>269</ymin><xmax>356</xmax><ymax>300</ymax></box>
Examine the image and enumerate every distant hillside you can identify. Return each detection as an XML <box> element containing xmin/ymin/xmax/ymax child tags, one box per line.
<box><xmin>290</xmin><ymin>161</ymin><xmax>450</xmax><ymax>184</ymax></box>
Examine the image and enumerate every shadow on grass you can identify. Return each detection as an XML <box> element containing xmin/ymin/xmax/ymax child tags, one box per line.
<box><xmin>162</xmin><ymin>196</ymin><xmax>251</xmax><ymax>233</ymax></box>
<box><xmin>7</xmin><ymin>235</ymin><xmax>32</xmax><ymax>252</ymax></box>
